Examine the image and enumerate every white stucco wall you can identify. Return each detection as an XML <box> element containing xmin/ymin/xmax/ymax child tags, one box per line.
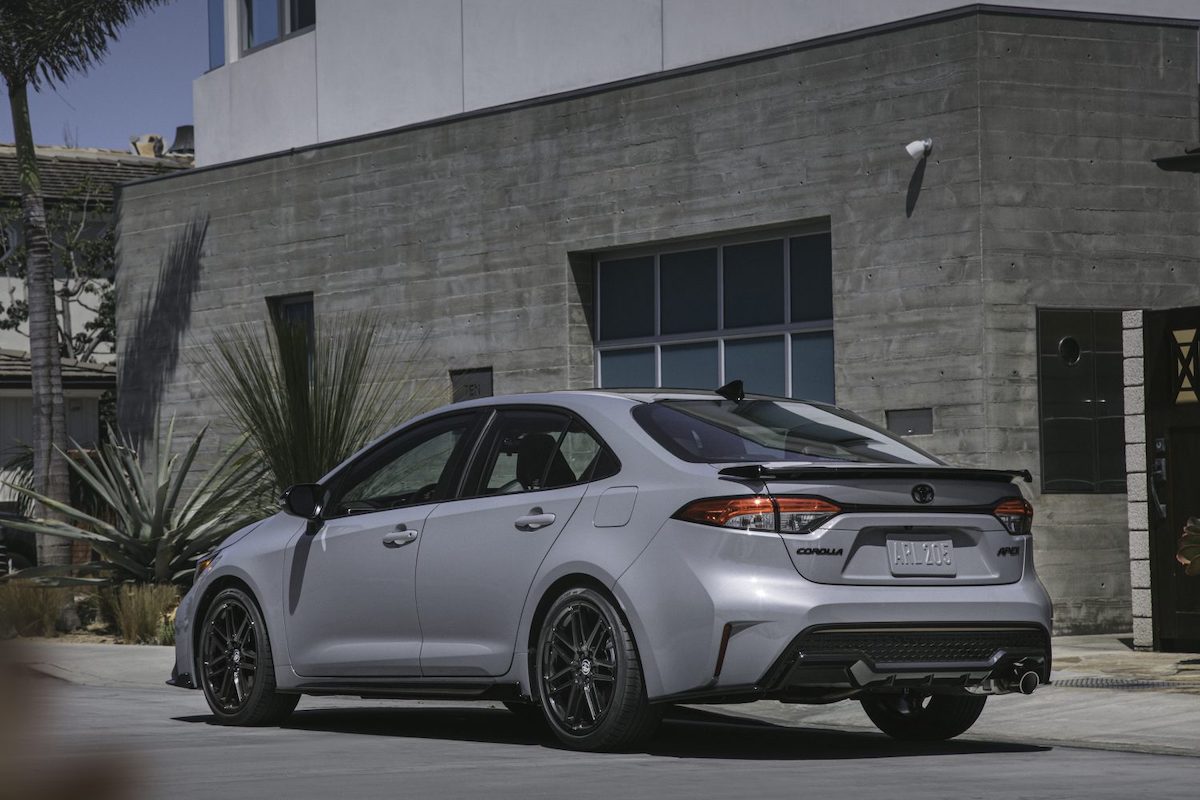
<box><xmin>195</xmin><ymin>0</ymin><xmax>1200</xmax><ymax>165</ymax></box>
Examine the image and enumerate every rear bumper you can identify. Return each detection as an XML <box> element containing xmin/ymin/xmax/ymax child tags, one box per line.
<box><xmin>654</xmin><ymin>622</ymin><xmax>1051</xmax><ymax>704</ymax></box>
<box><xmin>768</xmin><ymin>622</ymin><xmax>1050</xmax><ymax>692</ymax></box>
<box><xmin>615</xmin><ymin>520</ymin><xmax>1054</xmax><ymax>701</ymax></box>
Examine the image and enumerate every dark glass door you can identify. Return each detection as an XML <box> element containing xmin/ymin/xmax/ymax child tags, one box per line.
<box><xmin>1145</xmin><ymin>308</ymin><xmax>1200</xmax><ymax>650</ymax></box>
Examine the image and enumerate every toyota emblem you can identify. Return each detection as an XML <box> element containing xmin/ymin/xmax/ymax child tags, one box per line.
<box><xmin>912</xmin><ymin>484</ymin><xmax>935</xmax><ymax>504</ymax></box>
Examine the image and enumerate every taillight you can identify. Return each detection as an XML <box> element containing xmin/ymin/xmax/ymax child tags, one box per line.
<box><xmin>776</xmin><ymin>497</ymin><xmax>842</xmax><ymax>533</ymax></box>
<box><xmin>994</xmin><ymin>498</ymin><xmax>1033</xmax><ymax>536</ymax></box>
<box><xmin>674</xmin><ymin>496</ymin><xmax>841</xmax><ymax>533</ymax></box>
<box><xmin>674</xmin><ymin>497</ymin><xmax>777</xmax><ymax>531</ymax></box>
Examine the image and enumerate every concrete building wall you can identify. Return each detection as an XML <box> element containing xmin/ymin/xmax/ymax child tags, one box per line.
<box><xmin>196</xmin><ymin>0</ymin><xmax>1200</xmax><ymax>164</ymax></box>
<box><xmin>975</xmin><ymin>14</ymin><xmax>1200</xmax><ymax>632</ymax></box>
<box><xmin>125</xmin><ymin>11</ymin><xmax>1200</xmax><ymax>633</ymax></box>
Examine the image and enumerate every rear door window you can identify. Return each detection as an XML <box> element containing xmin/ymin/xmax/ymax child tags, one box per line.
<box><xmin>468</xmin><ymin>409</ymin><xmax>619</xmax><ymax>495</ymax></box>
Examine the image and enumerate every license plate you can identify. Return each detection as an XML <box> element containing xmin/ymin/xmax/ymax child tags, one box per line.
<box><xmin>888</xmin><ymin>538</ymin><xmax>955</xmax><ymax>576</ymax></box>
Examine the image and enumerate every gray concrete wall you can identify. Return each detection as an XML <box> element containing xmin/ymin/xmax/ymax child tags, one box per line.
<box><xmin>122</xmin><ymin>10</ymin><xmax>1200</xmax><ymax>633</ymax></box>
<box><xmin>976</xmin><ymin>14</ymin><xmax>1200</xmax><ymax>633</ymax></box>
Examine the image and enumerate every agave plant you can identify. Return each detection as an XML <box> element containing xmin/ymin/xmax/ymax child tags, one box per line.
<box><xmin>0</xmin><ymin>420</ymin><xmax>271</xmax><ymax>586</ymax></box>
<box><xmin>202</xmin><ymin>312</ymin><xmax>441</xmax><ymax>492</ymax></box>
<box><xmin>1178</xmin><ymin>517</ymin><xmax>1200</xmax><ymax>577</ymax></box>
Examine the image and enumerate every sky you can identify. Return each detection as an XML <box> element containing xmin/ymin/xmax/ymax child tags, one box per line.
<box><xmin>0</xmin><ymin>1</ymin><xmax>206</xmax><ymax>152</ymax></box>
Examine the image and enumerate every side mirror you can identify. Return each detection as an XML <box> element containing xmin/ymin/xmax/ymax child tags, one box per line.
<box><xmin>280</xmin><ymin>484</ymin><xmax>324</xmax><ymax>520</ymax></box>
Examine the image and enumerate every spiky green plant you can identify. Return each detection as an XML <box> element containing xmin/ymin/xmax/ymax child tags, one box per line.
<box><xmin>202</xmin><ymin>313</ymin><xmax>441</xmax><ymax>492</ymax></box>
<box><xmin>1178</xmin><ymin>517</ymin><xmax>1200</xmax><ymax>577</ymax></box>
<box><xmin>0</xmin><ymin>420</ymin><xmax>271</xmax><ymax>586</ymax></box>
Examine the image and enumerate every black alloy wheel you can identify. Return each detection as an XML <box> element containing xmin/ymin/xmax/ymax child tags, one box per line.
<box><xmin>199</xmin><ymin>587</ymin><xmax>298</xmax><ymax>725</ymax></box>
<box><xmin>203</xmin><ymin>598</ymin><xmax>259</xmax><ymax>712</ymax></box>
<box><xmin>541</xmin><ymin>597</ymin><xmax>618</xmax><ymax>732</ymax></box>
<box><xmin>536</xmin><ymin>587</ymin><xmax>660</xmax><ymax>751</ymax></box>
<box><xmin>860</xmin><ymin>690</ymin><xmax>987</xmax><ymax>741</ymax></box>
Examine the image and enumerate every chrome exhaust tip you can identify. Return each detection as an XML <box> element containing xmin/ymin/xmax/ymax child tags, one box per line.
<box><xmin>1017</xmin><ymin>670</ymin><xmax>1040</xmax><ymax>695</ymax></box>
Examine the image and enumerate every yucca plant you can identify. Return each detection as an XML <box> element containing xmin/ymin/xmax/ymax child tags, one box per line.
<box><xmin>203</xmin><ymin>313</ymin><xmax>441</xmax><ymax>492</ymax></box>
<box><xmin>2</xmin><ymin>444</ymin><xmax>109</xmax><ymax>521</ymax></box>
<box><xmin>1178</xmin><ymin>517</ymin><xmax>1200</xmax><ymax>577</ymax></box>
<box><xmin>0</xmin><ymin>420</ymin><xmax>271</xmax><ymax>586</ymax></box>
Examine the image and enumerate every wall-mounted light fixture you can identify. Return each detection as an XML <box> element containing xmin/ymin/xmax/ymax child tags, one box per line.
<box><xmin>905</xmin><ymin>138</ymin><xmax>933</xmax><ymax>160</ymax></box>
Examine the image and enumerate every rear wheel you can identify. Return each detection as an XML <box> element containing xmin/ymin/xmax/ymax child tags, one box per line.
<box><xmin>199</xmin><ymin>587</ymin><xmax>299</xmax><ymax>726</ymax></box>
<box><xmin>535</xmin><ymin>587</ymin><xmax>660</xmax><ymax>751</ymax></box>
<box><xmin>860</xmin><ymin>691</ymin><xmax>986</xmax><ymax>741</ymax></box>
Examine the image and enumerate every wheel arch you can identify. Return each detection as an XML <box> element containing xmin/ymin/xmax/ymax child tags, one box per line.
<box><xmin>523</xmin><ymin>571</ymin><xmax>662</xmax><ymax>701</ymax></box>
<box><xmin>191</xmin><ymin>575</ymin><xmax>266</xmax><ymax>676</ymax></box>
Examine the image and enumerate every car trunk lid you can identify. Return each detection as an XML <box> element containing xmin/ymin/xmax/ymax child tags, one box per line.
<box><xmin>718</xmin><ymin>463</ymin><xmax>1032</xmax><ymax>586</ymax></box>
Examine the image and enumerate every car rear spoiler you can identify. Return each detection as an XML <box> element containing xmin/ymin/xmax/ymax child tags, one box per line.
<box><xmin>718</xmin><ymin>464</ymin><xmax>1033</xmax><ymax>483</ymax></box>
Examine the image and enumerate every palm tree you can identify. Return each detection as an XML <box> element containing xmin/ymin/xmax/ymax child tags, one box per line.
<box><xmin>0</xmin><ymin>0</ymin><xmax>167</xmax><ymax>565</ymax></box>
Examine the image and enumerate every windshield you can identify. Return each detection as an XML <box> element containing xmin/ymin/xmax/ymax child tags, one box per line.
<box><xmin>632</xmin><ymin>399</ymin><xmax>941</xmax><ymax>465</ymax></box>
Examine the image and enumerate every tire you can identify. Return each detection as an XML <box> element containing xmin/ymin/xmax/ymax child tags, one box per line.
<box><xmin>860</xmin><ymin>691</ymin><xmax>986</xmax><ymax>741</ymax></box>
<box><xmin>198</xmin><ymin>587</ymin><xmax>299</xmax><ymax>726</ymax></box>
<box><xmin>534</xmin><ymin>587</ymin><xmax>661</xmax><ymax>751</ymax></box>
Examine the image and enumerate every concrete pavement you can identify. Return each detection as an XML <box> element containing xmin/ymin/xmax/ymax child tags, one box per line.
<box><xmin>12</xmin><ymin>633</ymin><xmax>1200</xmax><ymax>758</ymax></box>
<box><xmin>6</xmin><ymin>635</ymin><xmax>1199</xmax><ymax>799</ymax></box>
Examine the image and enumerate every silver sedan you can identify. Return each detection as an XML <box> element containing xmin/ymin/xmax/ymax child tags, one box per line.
<box><xmin>169</xmin><ymin>387</ymin><xmax>1052</xmax><ymax>751</ymax></box>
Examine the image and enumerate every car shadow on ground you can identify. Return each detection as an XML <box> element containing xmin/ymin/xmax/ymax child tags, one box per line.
<box><xmin>174</xmin><ymin>704</ymin><xmax>1049</xmax><ymax>761</ymax></box>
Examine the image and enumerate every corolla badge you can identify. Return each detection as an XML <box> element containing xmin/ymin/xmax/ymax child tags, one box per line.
<box><xmin>911</xmin><ymin>484</ymin><xmax>935</xmax><ymax>504</ymax></box>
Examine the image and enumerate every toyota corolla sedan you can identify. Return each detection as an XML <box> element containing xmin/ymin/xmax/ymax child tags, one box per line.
<box><xmin>169</xmin><ymin>385</ymin><xmax>1052</xmax><ymax>751</ymax></box>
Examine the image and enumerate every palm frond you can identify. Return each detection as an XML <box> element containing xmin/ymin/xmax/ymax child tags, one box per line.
<box><xmin>0</xmin><ymin>1</ymin><xmax>170</xmax><ymax>88</ymax></box>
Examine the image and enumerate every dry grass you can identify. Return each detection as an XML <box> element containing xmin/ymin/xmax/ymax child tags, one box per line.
<box><xmin>110</xmin><ymin>584</ymin><xmax>179</xmax><ymax>645</ymax></box>
<box><xmin>0</xmin><ymin>584</ymin><xmax>71</xmax><ymax>638</ymax></box>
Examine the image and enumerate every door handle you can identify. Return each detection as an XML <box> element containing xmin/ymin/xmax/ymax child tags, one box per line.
<box><xmin>382</xmin><ymin>529</ymin><xmax>418</xmax><ymax>548</ymax></box>
<box><xmin>514</xmin><ymin>508</ymin><xmax>556</xmax><ymax>532</ymax></box>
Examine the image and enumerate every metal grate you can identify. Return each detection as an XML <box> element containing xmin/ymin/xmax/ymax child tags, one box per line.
<box><xmin>798</xmin><ymin>627</ymin><xmax>1047</xmax><ymax>665</ymax></box>
<box><xmin>1053</xmin><ymin>677</ymin><xmax>1181</xmax><ymax>691</ymax></box>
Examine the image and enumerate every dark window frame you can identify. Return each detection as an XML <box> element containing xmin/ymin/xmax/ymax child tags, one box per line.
<box><xmin>592</xmin><ymin>224</ymin><xmax>834</xmax><ymax>400</ymax></box>
<box><xmin>1036</xmin><ymin>307</ymin><xmax>1127</xmax><ymax>494</ymax></box>
<box><xmin>239</xmin><ymin>0</ymin><xmax>316</xmax><ymax>56</ymax></box>
<box><xmin>266</xmin><ymin>292</ymin><xmax>315</xmax><ymax>369</ymax></box>
<box><xmin>207</xmin><ymin>0</ymin><xmax>225</xmax><ymax>71</ymax></box>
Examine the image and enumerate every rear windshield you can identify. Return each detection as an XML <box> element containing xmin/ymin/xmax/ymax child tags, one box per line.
<box><xmin>632</xmin><ymin>399</ymin><xmax>940</xmax><ymax>465</ymax></box>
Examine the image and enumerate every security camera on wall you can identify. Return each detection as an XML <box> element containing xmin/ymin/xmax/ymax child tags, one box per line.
<box><xmin>905</xmin><ymin>138</ymin><xmax>933</xmax><ymax>160</ymax></box>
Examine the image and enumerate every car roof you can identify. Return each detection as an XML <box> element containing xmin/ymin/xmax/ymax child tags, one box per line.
<box><xmin>446</xmin><ymin>387</ymin><xmax>835</xmax><ymax>410</ymax></box>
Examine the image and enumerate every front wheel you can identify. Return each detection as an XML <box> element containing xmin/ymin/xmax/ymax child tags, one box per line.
<box><xmin>199</xmin><ymin>587</ymin><xmax>298</xmax><ymax>726</ymax></box>
<box><xmin>535</xmin><ymin>587</ymin><xmax>660</xmax><ymax>751</ymax></box>
<box><xmin>860</xmin><ymin>691</ymin><xmax>986</xmax><ymax>741</ymax></box>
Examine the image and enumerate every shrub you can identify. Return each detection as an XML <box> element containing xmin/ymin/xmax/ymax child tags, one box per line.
<box><xmin>110</xmin><ymin>584</ymin><xmax>178</xmax><ymax>645</ymax></box>
<box><xmin>1</xmin><ymin>419</ymin><xmax>271</xmax><ymax>587</ymax></box>
<box><xmin>0</xmin><ymin>583</ymin><xmax>71</xmax><ymax>637</ymax></box>
<box><xmin>203</xmin><ymin>313</ymin><xmax>441</xmax><ymax>491</ymax></box>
